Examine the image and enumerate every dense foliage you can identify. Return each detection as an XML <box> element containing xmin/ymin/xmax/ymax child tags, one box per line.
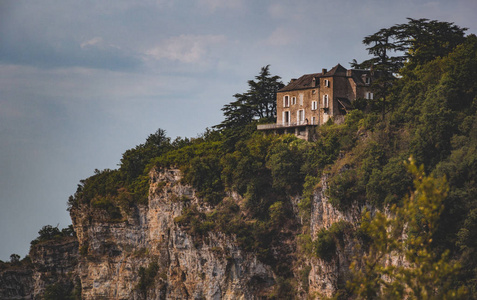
<box><xmin>30</xmin><ymin>225</ymin><xmax>75</xmax><ymax>246</ymax></box>
<box><xmin>349</xmin><ymin>159</ymin><xmax>466</xmax><ymax>299</ymax></box>
<box><xmin>65</xmin><ymin>19</ymin><xmax>477</xmax><ymax>298</ymax></box>
<box><xmin>43</xmin><ymin>279</ymin><xmax>81</xmax><ymax>300</ymax></box>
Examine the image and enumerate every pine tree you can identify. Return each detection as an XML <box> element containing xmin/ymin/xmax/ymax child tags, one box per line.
<box><xmin>215</xmin><ymin>65</ymin><xmax>284</xmax><ymax>130</ymax></box>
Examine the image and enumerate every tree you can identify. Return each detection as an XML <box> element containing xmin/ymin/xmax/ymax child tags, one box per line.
<box><xmin>401</xmin><ymin>18</ymin><xmax>467</xmax><ymax>67</ymax></box>
<box><xmin>348</xmin><ymin>158</ymin><xmax>467</xmax><ymax>299</ymax></box>
<box><xmin>215</xmin><ymin>65</ymin><xmax>284</xmax><ymax>130</ymax></box>
<box><xmin>351</xmin><ymin>25</ymin><xmax>405</xmax><ymax>120</ymax></box>
<box><xmin>119</xmin><ymin>128</ymin><xmax>171</xmax><ymax>182</ymax></box>
<box><xmin>352</xmin><ymin>18</ymin><xmax>467</xmax><ymax>119</ymax></box>
<box><xmin>9</xmin><ymin>254</ymin><xmax>20</xmax><ymax>264</ymax></box>
<box><xmin>37</xmin><ymin>225</ymin><xmax>61</xmax><ymax>240</ymax></box>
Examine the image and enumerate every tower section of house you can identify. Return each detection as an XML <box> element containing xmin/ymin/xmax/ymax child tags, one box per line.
<box><xmin>258</xmin><ymin>63</ymin><xmax>374</xmax><ymax>140</ymax></box>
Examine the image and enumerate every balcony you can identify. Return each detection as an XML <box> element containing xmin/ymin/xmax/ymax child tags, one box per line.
<box><xmin>257</xmin><ymin>120</ymin><xmax>311</xmax><ymax>130</ymax></box>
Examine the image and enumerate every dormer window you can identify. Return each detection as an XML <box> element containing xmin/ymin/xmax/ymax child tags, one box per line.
<box><xmin>324</xmin><ymin>79</ymin><xmax>330</xmax><ymax>87</ymax></box>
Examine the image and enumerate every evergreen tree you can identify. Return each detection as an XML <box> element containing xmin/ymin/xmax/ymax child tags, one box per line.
<box><xmin>352</xmin><ymin>18</ymin><xmax>467</xmax><ymax>119</ymax></box>
<box><xmin>215</xmin><ymin>65</ymin><xmax>284</xmax><ymax>130</ymax></box>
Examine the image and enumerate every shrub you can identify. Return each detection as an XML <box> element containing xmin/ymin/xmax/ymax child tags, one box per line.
<box><xmin>314</xmin><ymin>221</ymin><xmax>351</xmax><ymax>262</ymax></box>
<box><xmin>327</xmin><ymin>169</ymin><xmax>364</xmax><ymax>210</ymax></box>
<box><xmin>315</xmin><ymin>229</ymin><xmax>337</xmax><ymax>262</ymax></box>
<box><xmin>136</xmin><ymin>261</ymin><xmax>160</xmax><ymax>297</ymax></box>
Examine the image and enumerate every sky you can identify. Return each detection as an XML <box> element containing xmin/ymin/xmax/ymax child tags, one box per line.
<box><xmin>1</xmin><ymin>0</ymin><xmax>476</xmax><ymax>261</ymax></box>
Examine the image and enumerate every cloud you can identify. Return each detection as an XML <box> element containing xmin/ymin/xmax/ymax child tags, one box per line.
<box><xmin>80</xmin><ymin>37</ymin><xmax>104</xmax><ymax>49</ymax></box>
<box><xmin>145</xmin><ymin>34</ymin><xmax>226</xmax><ymax>63</ymax></box>
<box><xmin>0</xmin><ymin>34</ymin><xmax>140</xmax><ymax>71</ymax></box>
<box><xmin>263</xmin><ymin>27</ymin><xmax>298</xmax><ymax>46</ymax></box>
<box><xmin>196</xmin><ymin>0</ymin><xmax>243</xmax><ymax>13</ymax></box>
<box><xmin>267</xmin><ymin>3</ymin><xmax>287</xmax><ymax>19</ymax></box>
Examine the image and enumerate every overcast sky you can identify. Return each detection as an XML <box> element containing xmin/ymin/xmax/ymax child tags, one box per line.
<box><xmin>1</xmin><ymin>0</ymin><xmax>476</xmax><ymax>261</ymax></box>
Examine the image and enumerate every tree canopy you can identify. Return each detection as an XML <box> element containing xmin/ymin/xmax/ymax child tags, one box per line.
<box><xmin>215</xmin><ymin>65</ymin><xmax>284</xmax><ymax>130</ymax></box>
<box><xmin>349</xmin><ymin>159</ymin><xmax>467</xmax><ymax>299</ymax></box>
<box><xmin>352</xmin><ymin>18</ymin><xmax>467</xmax><ymax>118</ymax></box>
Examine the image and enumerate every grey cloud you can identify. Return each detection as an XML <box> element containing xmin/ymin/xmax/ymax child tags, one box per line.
<box><xmin>0</xmin><ymin>35</ymin><xmax>141</xmax><ymax>71</ymax></box>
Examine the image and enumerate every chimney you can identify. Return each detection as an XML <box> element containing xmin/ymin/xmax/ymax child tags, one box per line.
<box><xmin>290</xmin><ymin>78</ymin><xmax>297</xmax><ymax>83</ymax></box>
<box><xmin>347</xmin><ymin>70</ymin><xmax>352</xmax><ymax>77</ymax></box>
<box><xmin>322</xmin><ymin>68</ymin><xmax>327</xmax><ymax>74</ymax></box>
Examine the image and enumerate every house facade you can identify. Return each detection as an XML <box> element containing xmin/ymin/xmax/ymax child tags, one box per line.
<box><xmin>258</xmin><ymin>64</ymin><xmax>374</xmax><ymax>140</ymax></box>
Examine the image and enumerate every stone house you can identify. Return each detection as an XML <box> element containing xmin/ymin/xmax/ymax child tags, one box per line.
<box><xmin>257</xmin><ymin>64</ymin><xmax>374</xmax><ymax>140</ymax></box>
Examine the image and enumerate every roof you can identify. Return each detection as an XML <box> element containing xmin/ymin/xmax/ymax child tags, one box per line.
<box><xmin>278</xmin><ymin>64</ymin><xmax>349</xmax><ymax>92</ymax></box>
<box><xmin>278</xmin><ymin>72</ymin><xmax>322</xmax><ymax>92</ymax></box>
<box><xmin>324</xmin><ymin>64</ymin><xmax>347</xmax><ymax>76</ymax></box>
<box><xmin>337</xmin><ymin>98</ymin><xmax>352</xmax><ymax>112</ymax></box>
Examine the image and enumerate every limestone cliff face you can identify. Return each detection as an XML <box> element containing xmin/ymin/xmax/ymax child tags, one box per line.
<box><xmin>306</xmin><ymin>175</ymin><xmax>363</xmax><ymax>298</ymax></box>
<box><xmin>70</xmin><ymin>169</ymin><xmax>275</xmax><ymax>299</ymax></box>
<box><xmin>29</xmin><ymin>237</ymin><xmax>79</xmax><ymax>296</ymax></box>
<box><xmin>0</xmin><ymin>237</ymin><xmax>78</xmax><ymax>300</ymax></box>
<box><xmin>0</xmin><ymin>266</ymin><xmax>33</xmax><ymax>299</ymax></box>
<box><xmin>1</xmin><ymin>168</ymin><xmax>364</xmax><ymax>299</ymax></box>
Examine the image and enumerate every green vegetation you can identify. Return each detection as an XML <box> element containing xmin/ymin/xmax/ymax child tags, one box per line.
<box><xmin>136</xmin><ymin>261</ymin><xmax>160</xmax><ymax>298</ymax></box>
<box><xmin>214</xmin><ymin>65</ymin><xmax>284</xmax><ymax>131</ymax></box>
<box><xmin>43</xmin><ymin>279</ymin><xmax>81</xmax><ymax>300</ymax></box>
<box><xmin>30</xmin><ymin>224</ymin><xmax>75</xmax><ymax>246</ymax></box>
<box><xmin>65</xmin><ymin>18</ymin><xmax>477</xmax><ymax>298</ymax></box>
<box><xmin>67</xmin><ymin>129</ymin><xmax>175</xmax><ymax>219</ymax></box>
<box><xmin>314</xmin><ymin>221</ymin><xmax>351</xmax><ymax>262</ymax></box>
<box><xmin>348</xmin><ymin>159</ymin><xmax>467</xmax><ymax>299</ymax></box>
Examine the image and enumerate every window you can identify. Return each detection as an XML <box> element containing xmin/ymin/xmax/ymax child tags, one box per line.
<box><xmin>365</xmin><ymin>77</ymin><xmax>371</xmax><ymax>85</ymax></box>
<box><xmin>299</xmin><ymin>94</ymin><xmax>304</xmax><ymax>106</ymax></box>
<box><xmin>323</xmin><ymin>95</ymin><xmax>329</xmax><ymax>108</ymax></box>
<box><xmin>297</xmin><ymin>110</ymin><xmax>305</xmax><ymax>124</ymax></box>
<box><xmin>312</xmin><ymin>90</ymin><xmax>316</xmax><ymax>95</ymax></box>
<box><xmin>291</xmin><ymin>96</ymin><xmax>296</xmax><ymax>105</ymax></box>
<box><xmin>366</xmin><ymin>92</ymin><xmax>374</xmax><ymax>100</ymax></box>
<box><xmin>311</xmin><ymin>101</ymin><xmax>317</xmax><ymax>110</ymax></box>
<box><xmin>283</xmin><ymin>95</ymin><xmax>290</xmax><ymax>107</ymax></box>
<box><xmin>324</xmin><ymin>79</ymin><xmax>330</xmax><ymax>87</ymax></box>
<box><xmin>283</xmin><ymin>111</ymin><xmax>290</xmax><ymax>125</ymax></box>
<box><xmin>311</xmin><ymin>116</ymin><xmax>316</xmax><ymax>125</ymax></box>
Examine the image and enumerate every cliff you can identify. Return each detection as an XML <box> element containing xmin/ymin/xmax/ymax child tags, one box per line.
<box><xmin>0</xmin><ymin>166</ymin><xmax>359</xmax><ymax>299</ymax></box>
<box><xmin>0</xmin><ymin>266</ymin><xmax>33</xmax><ymax>299</ymax></box>
<box><xmin>70</xmin><ymin>168</ymin><xmax>278</xmax><ymax>299</ymax></box>
<box><xmin>0</xmin><ymin>237</ymin><xmax>79</xmax><ymax>299</ymax></box>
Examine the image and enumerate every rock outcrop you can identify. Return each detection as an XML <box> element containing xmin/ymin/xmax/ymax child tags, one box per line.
<box><xmin>306</xmin><ymin>175</ymin><xmax>362</xmax><ymax>298</ymax></box>
<box><xmin>1</xmin><ymin>168</ymin><xmax>360</xmax><ymax>299</ymax></box>
<box><xmin>0</xmin><ymin>237</ymin><xmax>79</xmax><ymax>300</ymax></box>
<box><xmin>70</xmin><ymin>169</ymin><xmax>275</xmax><ymax>299</ymax></box>
<box><xmin>0</xmin><ymin>266</ymin><xmax>33</xmax><ymax>299</ymax></box>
